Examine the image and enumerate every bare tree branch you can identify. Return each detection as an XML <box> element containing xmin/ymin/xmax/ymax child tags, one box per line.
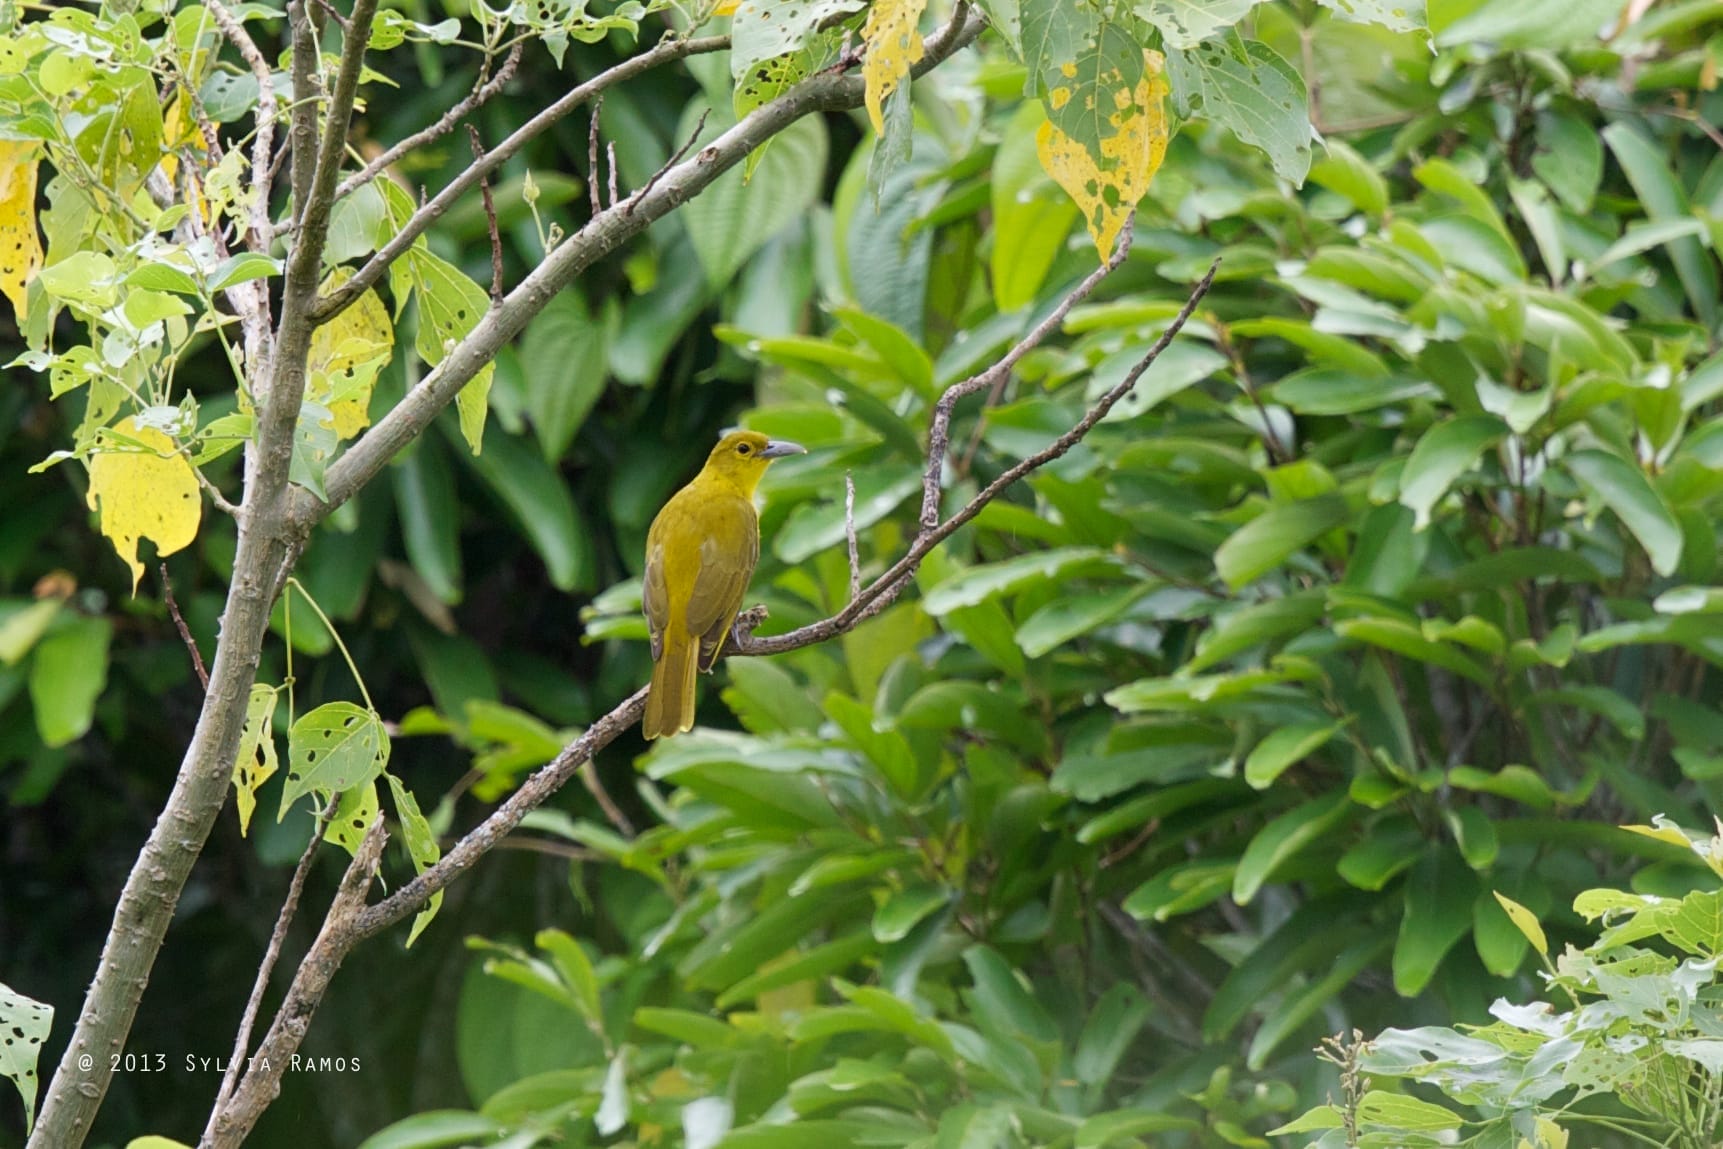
<box><xmin>312</xmin><ymin>33</ymin><xmax>732</xmax><ymax>325</ymax></box>
<box><xmin>918</xmin><ymin>225</ymin><xmax>1135</xmax><ymax>537</ymax></box>
<box><xmin>588</xmin><ymin>95</ymin><xmax>604</xmax><ymax>217</ymax></box>
<box><xmin>845</xmin><ymin>471</ymin><xmax>860</xmax><ymax>605</ymax></box>
<box><xmin>203</xmin><ymin>816</ymin><xmax>388</xmax><ymax>1148</ymax></box>
<box><xmin>607</xmin><ymin>141</ymin><xmax>619</xmax><ymax>207</ymax></box>
<box><xmin>206</xmin><ymin>0</ymin><xmax>278</xmax><ymax>252</ymax></box>
<box><xmin>334</xmin><ymin>42</ymin><xmax>525</xmax><ymax>203</ymax></box>
<box><xmin>579</xmin><ymin>760</ymin><xmax>635</xmax><ymax>838</ymax></box>
<box><xmin>203</xmin><ymin>810</ymin><xmax>333</xmax><ymax>1134</ymax></box>
<box><xmin>468</xmin><ymin>125</ymin><xmax>505</xmax><ymax>305</ymax></box>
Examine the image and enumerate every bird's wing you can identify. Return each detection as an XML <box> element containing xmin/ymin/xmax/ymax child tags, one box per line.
<box><xmin>686</xmin><ymin>499</ymin><xmax>759</xmax><ymax>671</ymax></box>
<box><xmin>643</xmin><ymin>537</ymin><xmax>669</xmax><ymax>662</ymax></box>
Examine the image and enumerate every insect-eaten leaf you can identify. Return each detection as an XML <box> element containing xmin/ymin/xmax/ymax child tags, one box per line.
<box><xmin>386</xmin><ymin>773</ymin><xmax>444</xmax><ymax>945</ymax></box>
<box><xmin>308</xmin><ymin>268</ymin><xmax>394</xmax><ymax>439</ymax></box>
<box><xmin>86</xmin><ymin>416</ymin><xmax>203</xmax><ymax>594</ymax></box>
<box><xmin>862</xmin><ymin>0</ymin><xmax>928</xmax><ymax>133</ymax></box>
<box><xmin>233</xmin><ymin>684</ymin><xmax>280</xmax><ymax>836</ymax></box>
<box><xmin>0</xmin><ymin>140</ymin><xmax>42</xmax><ymax>322</ymax></box>
<box><xmin>1037</xmin><ymin>50</ymin><xmax>1170</xmax><ymax>258</ymax></box>
<box><xmin>279</xmin><ymin>701</ymin><xmax>391</xmax><ymax>820</ymax></box>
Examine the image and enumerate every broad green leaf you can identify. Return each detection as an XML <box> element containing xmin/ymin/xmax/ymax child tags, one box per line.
<box><xmin>1073</xmin><ymin>983</ymin><xmax>1149</xmax><ymax>1088</ymax></box>
<box><xmin>962</xmin><ymin>946</ymin><xmax>1058</xmax><ymax>1042</ymax></box>
<box><xmin>1356</xmin><ymin>1091</ymin><xmax>1463</xmax><ymax>1131</ymax></box>
<box><xmin>1335</xmin><ymin>618</ymin><xmax>1493</xmax><ymax>687</ymax></box>
<box><xmin>1564</xmin><ymin>449</ymin><xmax>1683</xmax><ymax>577</ymax></box>
<box><xmin>389</xmin><ymin>774</ymin><xmax>445</xmax><ymax>946</ymax></box>
<box><xmin>681</xmin><ymin>104</ymin><xmax>827</xmax><ymax>286</ymax></box>
<box><xmin>1308</xmin><ymin>139</ymin><xmax>1388</xmax><ymax>214</ymax></box>
<box><xmin>459</xmin><ymin>422</ymin><xmax>593</xmax><ymax>593</ymax></box>
<box><xmin>825</xmin><ymin>692</ymin><xmax>920</xmax><ymax>798</ymax></box>
<box><xmin>0</xmin><ymin>599</ymin><xmax>60</xmax><ymax>665</ymax></box>
<box><xmin>1246</xmin><ymin>936</ymin><xmax>1385</xmax><ymax>1069</ymax></box>
<box><xmin>279</xmin><ymin>702</ymin><xmax>390</xmax><ymax>818</ymax></box>
<box><xmin>1184</xmin><ymin>591</ymin><xmax>1325</xmax><ymax>674</ymax></box>
<box><xmin>1015</xmin><ymin>583</ymin><xmax>1150</xmax><ymax>658</ymax></box>
<box><xmin>1086</xmin><ymin>339</ymin><xmax>1228</xmax><ymax>422</ymax></box>
<box><xmin>29</xmin><ymin>615</ymin><xmax>111</xmax><ymax>748</ymax></box>
<box><xmin>923</xmin><ymin>548</ymin><xmax>1120</xmax><ymax>614</ymax></box>
<box><xmin>0</xmin><ymin>981</ymin><xmax>51</xmax><ymax>1135</ymax></box>
<box><xmin>1243</xmin><ymin>720</ymin><xmax>1344</xmax><ymax>789</ymax></box>
<box><xmin>1270</xmin><ymin>369</ymin><xmax>1433</xmax><ymax>415</ymax></box>
<box><xmin>1393</xmin><ymin>850</ymin><xmax>1477</xmax><ymax>996</ymax></box>
<box><xmin>1074</xmin><ymin>1110</ymin><xmax>1200</xmax><ymax>1148</ymax></box>
<box><xmin>520</xmin><ymin>291</ymin><xmax>609</xmax><ymax>462</ymax></box>
<box><xmin>1399</xmin><ymin>415</ymin><xmax>1507</xmax><ymax>531</ymax></box>
<box><xmin>1268</xmin><ymin>1108</ymin><xmax>1344</xmax><ymax>1136</ymax></box>
<box><xmin>874</xmin><ymin>884</ymin><xmax>952</xmax><ymax>943</ymax></box>
<box><xmin>1213</xmin><ymin>495</ymin><xmax>1348</xmax><ymax>588</ymax></box>
<box><xmin>1435</xmin><ymin>0</ymin><xmax>1625</xmax><ymax>47</ymax></box>
<box><xmin>406</xmin><ymin>251</ymin><xmax>495</xmax><ymax>455</ymax></box>
<box><xmin>991</xmin><ymin>102</ymin><xmax>1078</xmax><ymax>310</ymax></box>
<box><xmin>1233</xmin><ymin>790</ymin><xmax>1351</xmax><ymax>904</ymax></box>
<box><xmin>1338</xmin><ymin>818</ymin><xmax>1423</xmax><ymax>890</ymax></box>
<box><xmin>1604</xmin><ymin>123</ymin><xmax>1718</xmax><ymax>328</ymax></box>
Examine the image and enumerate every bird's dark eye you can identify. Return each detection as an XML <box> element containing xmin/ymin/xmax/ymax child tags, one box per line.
<box><xmin>737</xmin><ymin>443</ymin><xmax>752</xmax><ymax>455</ymax></box>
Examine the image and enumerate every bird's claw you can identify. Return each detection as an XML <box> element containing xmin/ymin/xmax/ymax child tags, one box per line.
<box><xmin>731</xmin><ymin>604</ymin><xmax>769</xmax><ymax>646</ymax></box>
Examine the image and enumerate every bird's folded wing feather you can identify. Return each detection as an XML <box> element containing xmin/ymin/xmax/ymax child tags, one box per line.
<box><xmin>687</xmin><ymin>501</ymin><xmax>760</xmax><ymax>668</ymax></box>
<box><xmin>643</xmin><ymin>539</ymin><xmax>669</xmax><ymax>661</ymax></box>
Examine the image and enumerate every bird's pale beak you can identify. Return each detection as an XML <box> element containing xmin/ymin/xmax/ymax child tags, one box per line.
<box><xmin>759</xmin><ymin>440</ymin><xmax>807</xmax><ymax>459</ymax></box>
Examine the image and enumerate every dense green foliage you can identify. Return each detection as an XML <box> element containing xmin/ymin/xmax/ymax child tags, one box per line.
<box><xmin>8</xmin><ymin>0</ymin><xmax>1723</xmax><ymax>1145</ymax></box>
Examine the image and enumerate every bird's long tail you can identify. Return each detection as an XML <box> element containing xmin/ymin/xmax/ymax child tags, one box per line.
<box><xmin>643</xmin><ymin>634</ymin><xmax>699</xmax><ymax>740</ymax></box>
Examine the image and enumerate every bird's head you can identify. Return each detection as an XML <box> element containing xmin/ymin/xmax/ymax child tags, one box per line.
<box><xmin>701</xmin><ymin>429</ymin><xmax>806</xmax><ymax>493</ymax></box>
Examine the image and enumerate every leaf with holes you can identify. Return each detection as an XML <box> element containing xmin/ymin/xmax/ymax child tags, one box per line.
<box><xmin>730</xmin><ymin>0</ymin><xmax>863</xmax><ymax>85</ymax></box>
<box><xmin>86</xmin><ymin>417</ymin><xmax>203</xmax><ymax>594</ymax></box>
<box><xmin>307</xmin><ymin>268</ymin><xmax>393</xmax><ymax>440</ymax></box>
<box><xmin>324</xmin><ymin>779</ymin><xmax>379</xmax><ymax>855</ymax></box>
<box><xmin>0</xmin><ymin>140</ymin><xmax>41</xmax><ymax>322</ymax></box>
<box><xmin>1165</xmin><ymin>37</ymin><xmax>1312</xmax><ymax>185</ymax></box>
<box><xmin>1314</xmin><ymin>0</ymin><xmax>1424</xmax><ymax>32</ymax></box>
<box><xmin>279</xmin><ymin>702</ymin><xmax>390</xmax><ymax>819</ymax></box>
<box><xmin>0</xmin><ymin>980</ymin><xmax>51</xmax><ymax>1135</ymax></box>
<box><xmin>232</xmin><ymin>684</ymin><xmax>279</xmax><ymax>836</ymax></box>
<box><xmin>862</xmin><ymin>0</ymin><xmax>927</xmax><ymax>133</ymax></box>
<box><xmin>386</xmin><ymin>773</ymin><xmax>444</xmax><ymax>945</ymax></box>
<box><xmin>1037</xmin><ymin>49</ymin><xmax>1170</xmax><ymax>258</ymax></box>
<box><xmin>1134</xmin><ymin>0</ymin><xmax>1264</xmax><ymax>48</ymax></box>
<box><xmin>289</xmin><ymin>401</ymin><xmax>338</xmax><ymax>500</ymax></box>
<box><xmin>407</xmin><ymin>249</ymin><xmax>493</xmax><ymax>455</ymax></box>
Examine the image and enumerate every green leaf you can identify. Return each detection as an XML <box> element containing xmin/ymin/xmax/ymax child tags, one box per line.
<box><xmin>1355</xmin><ymin>1091</ymin><xmax>1463</xmax><ymax>1131</ymax></box>
<box><xmin>1399</xmin><ymin>415</ymin><xmax>1507</xmax><ymax>531</ymax></box>
<box><xmin>0</xmin><ymin>981</ymin><xmax>51</xmax><ymax>1135</ymax></box>
<box><xmin>1267</xmin><ymin>1108</ymin><xmax>1344</xmax><ymax>1136</ymax></box>
<box><xmin>1472</xmin><ymin>892</ymin><xmax>1528</xmax><ymax>976</ymax></box>
<box><xmin>938</xmin><ymin>1104</ymin><xmax>1017</xmax><ymax>1149</ymax></box>
<box><xmin>1604</xmin><ymin>122</ymin><xmax>1718</xmax><ymax>328</ymax></box>
<box><xmin>1087</xmin><ymin>339</ymin><xmax>1229</xmax><ymax>422</ymax></box>
<box><xmin>279</xmin><ymin>702</ymin><xmax>390</xmax><ymax>818</ymax></box>
<box><xmin>1246</xmin><ymin>936</ymin><xmax>1385</xmax><ymax>1070</ymax></box>
<box><xmin>1270</xmin><ymin>369</ymin><xmax>1433</xmax><ymax>415</ymax></box>
<box><xmin>1243</xmin><ymin>720</ymin><xmax>1344</xmax><ymax>789</ymax></box>
<box><xmin>1166</xmin><ymin>38</ymin><xmax>1313</xmax><ymax>185</ymax></box>
<box><xmin>1232</xmin><ymin>790</ymin><xmax>1351</xmax><ymax>905</ymax></box>
<box><xmin>1393</xmin><ymin>849</ymin><xmax>1477</xmax><ymax>996</ymax></box>
<box><xmin>990</xmin><ymin>102</ymin><xmax>1079</xmax><ymax>311</ymax></box>
<box><xmin>825</xmin><ymin>692</ymin><xmax>920</xmax><ymax>798</ymax></box>
<box><xmin>1335</xmin><ymin>618</ymin><xmax>1493</xmax><ymax>687</ymax></box>
<box><xmin>1564</xmin><ymin>449</ymin><xmax>1684</xmax><ymax>577</ymax></box>
<box><xmin>1526</xmin><ymin>686</ymin><xmax>1645</xmax><ymax>740</ymax></box>
<box><xmin>1308</xmin><ymin>139</ymin><xmax>1389</xmax><ymax>214</ymax></box>
<box><xmin>962</xmin><ymin>946</ymin><xmax>1058</xmax><ymax>1042</ymax></box>
<box><xmin>386</xmin><ymin>774</ymin><xmax>444</xmax><ymax>946</ymax></box>
<box><xmin>681</xmin><ymin>103</ymin><xmax>828</xmax><ymax>286</ymax></box>
<box><xmin>354</xmin><ymin>1111</ymin><xmax>504</xmax><ymax>1149</ymax></box>
<box><xmin>393</xmin><ymin>436</ymin><xmax>463</xmax><ymax>604</ymax></box>
<box><xmin>1204</xmin><ymin>898</ymin><xmax>1369</xmax><ymax>1041</ymax></box>
<box><xmin>923</xmin><ymin>547</ymin><xmax>1120</xmax><ymax>614</ymax></box>
<box><xmin>1073</xmin><ymin>983</ymin><xmax>1149</xmax><ymax>1088</ymax></box>
<box><xmin>716</xmin><ymin>930</ymin><xmax>879</xmax><ymax>1009</ymax></box>
<box><xmin>407</xmin><ymin>251</ymin><xmax>495</xmax><ymax>455</ymax></box>
<box><xmin>457</xmin><ymin>422</ymin><xmax>592</xmax><ymax>593</ymax></box>
<box><xmin>28</xmin><ymin>615</ymin><xmax>111</xmax><ymax>748</ymax></box>
<box><xmin>873</xmin><ymin>884</ymin><xmax>952</xmax><ymax>943</ymax></box>
<box><xmin>1435</xmin><ymin>0</ymin><xmax>1626</xmax><ymax>47</ymax></box>
<box><xmin>520</xmin><ymin>292</ymin><xmax>608</xmax><ymax>462</ymax></box>
<box><xmin>0</xmin><ymin>600</ymin><xmax>61</xmax><ymax>665</ymax></box>
<box><xmin>1213</xmin><ymin>495</ymin><xmax>1348</xmax><ymax>588</ymax></box>
<box><xmin>1075</xmin><ymin>1110</ymin><xmax>1201</xmax><ymax>1148</ymax></box>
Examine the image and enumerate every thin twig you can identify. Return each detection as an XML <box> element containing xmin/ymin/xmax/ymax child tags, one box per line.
<box><xmin>588</xmin><ymin>95</ymin><xmax>603</xmax><ymax>216</ymax></box>
<box><xmin>206</xmin><ymin>810</ymin><xmax>332</xmax><ymax>1125</ymax></box>
<box><xmin>956</xmin><ymin>373</ymin><xmax>1009</xmax><ymax>475</ymax></box>
<box><xmin>606</xmin><ymin>141</ymin><xmax>618</xmax><ymax>207</ymax></box>
<box><xmin>468</xmin><ymin>125</ymin><xmax>504</xmax><ymax>305</ymax></box>
<box><xmin>313</xmin><ymin>34</ymin><xmax>730</xmax><ymax>324</ymax></box>
<box><xmin>205</xmin><ymin>0</ymin><xmax>277</xmax><ymax>251</ymax></box>
<box><xmin>334</xmin><ymin>42</ymin><xmax>525</xmax><ymax>203</ymax></box>
<box><xmin>204</xmin><ymin>816</ymin><xmax>386</xmax><ymax>1148</ymax></box>
<box><xmin>579</xmin><ymin>760</ymin><xmax>635</xmax><ymax>838</ymax></box>
<box><xmin>918</xmin><ymin>220</ymin><xmax>1136</xmax><ymax>537</ymax></box>
<box><xmin>313</xmin><ymin>0</ymin><xmax>350</xmax><ymax>30</ymax></box>
<box><xmin>627</xmin><ymin>107</ymin><xmax>708</xmax><ymax>216</ymax></box>
<box><xmin>159</xmin><ymin>565</ymin><xmax>209</xmax><ymax>691</ymax></box>
<box><xmin>844</xmin><ymin>471</ymin><xmax>860</xmax><ymax>605</ymax></box>
<box><xmin>494</xmin><ymin>836</ymin><xmax>603</xmax><ymax>862</ymax></box>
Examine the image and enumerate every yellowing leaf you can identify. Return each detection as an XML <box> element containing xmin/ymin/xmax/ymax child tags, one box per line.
<box><xmin>160</xmin><ymin>97</ymin><xmax>210</xmax><ymax>226</ymax></box>
<box><xmin>0</xmin><ymin>140</ymin><xmax>42</xmax><ymax>321</ymax></box>
<box><xmin>324</xmin><ymin>780</ymin><xmax>380</xmax><ymax>854</ymax></box>
<box><xmin>308</xmin><ymin>268</ymin><xmax>394</xmax><ymax>439</ymax></box>
<box><xmin>1491</xmin><ymin>891</ymin><xmax>1548</xmax><ymax>957</ymax></box>
<box><xmin>1035</xmin><ymin>49</ymin><xmax>1169</xmax><ymax>258</ymax></box>
<box><xmin>233</xmin><ymin>684</ymin><xmax>279</xmax><ymax>836</ymax></box>
<box><xmin>713</xmin><ymin>0</ymin><xmax>739</xmax><ymax>12</ymax></box>
<box><xmin>862</xmin><ymin>0</ymin><xmax>927</xmax><ymax>134</ymax></box>
<box><xmin>86</xmin><ymin>417</ymin><xmax>203</xmax><ymax>594</ymax></box>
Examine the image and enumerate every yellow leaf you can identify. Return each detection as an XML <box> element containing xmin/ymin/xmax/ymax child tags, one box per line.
<box><xmin>233</xmin><ymin>684</ymin><xmax>279</xmax><ymax>836</ymax></box>
<box><xmin>862</xmin><ymin>0</ymin><xmax>927</xmax><ymax>134</ymax></box>
<box><xmin>1492</xmin><ymin>891</ymin><xmax>1548</xmax><ymax>957</ymax></box>
<box><xmin>1035</xmin><ymin>50</ymin><xmax>1170</xmax><ymax>259</ymax></box>
<box><xmin>86</xmin><ymin>417</ymin><xmax>203</xmax><ymax>594</ymax></box>
<box><xmin>308</xmin><ymin>268</ymin><xmax>394</xmax><ymax>439</ymax></box>
<box><xmin>0</xmin><ymin>140</ymin><xmax>42</xmax><ymax>322</ymax></box>
<box><xmin>160</xmin><ymin>97</ymin><xmax>210</xmax><ymax>226</ymax></box>
<box><xmin>713</xmin><ymin>0</ymin><xmax>739</xmax><ymax>12</ymax></box>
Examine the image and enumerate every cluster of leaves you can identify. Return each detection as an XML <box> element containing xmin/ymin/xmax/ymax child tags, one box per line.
<box><xmin>1279</xmin><ymin>817</ymin><xmax>1723</xmax><ymax>1149</ymax></box>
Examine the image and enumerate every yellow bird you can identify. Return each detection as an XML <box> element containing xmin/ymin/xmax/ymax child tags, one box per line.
<box><xmin>642</xmin><ymin>429</ymin><xmax>806</xmax><ymax>739</ymax></box>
